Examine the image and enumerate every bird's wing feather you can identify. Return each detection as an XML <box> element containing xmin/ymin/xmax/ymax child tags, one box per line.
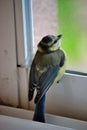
<box><xmin>29</xmin><ymin>50</ymin><xmax>65</xmax><ymax>103</ymax></box>
<box><xmin>34</xmin><ymin>64</ymin><xmax>59</xmax><ymax>104</ymax></box>
<box><xmin>28</xmin><ymin>62</ymin><xmax>39</xmax><ymax>101</ymax></box>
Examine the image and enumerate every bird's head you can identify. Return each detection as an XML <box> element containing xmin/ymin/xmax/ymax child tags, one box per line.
<box><xmin>37</xmin><ymin>34</ymin><xmax>62</xmax><ymax>53</ymax></box>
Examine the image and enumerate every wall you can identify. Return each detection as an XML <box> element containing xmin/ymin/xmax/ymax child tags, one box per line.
<box><xmin>0</xmin><ymin>0</ymin><xmax>18</xmax><ymax>107</ymax></box>
<box><xmin>0</xmin><ymin>0</ymin><xmax>29</xmax><ymax>109</ymax></box>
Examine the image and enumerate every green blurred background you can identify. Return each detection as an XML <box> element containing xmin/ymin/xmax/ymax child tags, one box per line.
<box><xmin>57</xmin><ymin>0</ymin><xmax>87</xmax><ymax>73</ymax></box>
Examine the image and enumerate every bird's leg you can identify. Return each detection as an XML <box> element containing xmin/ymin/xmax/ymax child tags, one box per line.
<box><xmin>33</xmin><ymin>94</ymin><xmax>46</xmax><ymax>123</ymax></box>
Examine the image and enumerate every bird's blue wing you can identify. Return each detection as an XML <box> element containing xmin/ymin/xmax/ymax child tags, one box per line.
<box><xmin>29</xmin><ymin>49</ymin><xmax>65</xmax><ymax>103</ymax></box>
<box><xmin>28</xmin><ymin>62</ymin><xmax>39</xmax><ymax>101</ymax></box>
<box><xmin>34</xmin><ymin>65</ymin><xmax>59</xmax><ymax>104</ymax></box>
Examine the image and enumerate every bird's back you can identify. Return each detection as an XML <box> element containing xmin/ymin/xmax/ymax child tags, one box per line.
<box><xmin>34</xmin><ymin>49</ymin><xmax>64</xmax><ymax>68</ymax></box>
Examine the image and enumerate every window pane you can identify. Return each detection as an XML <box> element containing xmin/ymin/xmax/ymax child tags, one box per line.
<box><xmin>57</xmin><ymin>0</ymin><xmax>87</xmax><ymax>73</ymax></box>
<box><xmin>33</xmin><ymin>0</ymin><xmax>57</xmax><ymax>52</ymax></box>
<box><xmin>33</xmin><ymin>0</ymin><xmax>87</xmax><ymax>74</ymax></box>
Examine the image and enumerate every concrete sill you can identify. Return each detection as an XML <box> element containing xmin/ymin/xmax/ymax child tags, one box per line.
<box><xmin>0</xmin><ymin>105</ymin><xmax>87</xmax><ymax>130</ymax></box>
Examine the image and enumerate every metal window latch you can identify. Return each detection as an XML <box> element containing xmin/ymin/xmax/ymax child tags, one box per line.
<box><xmin>17</xmin><ymin>64</ymin><xmax>25</xmax><ymax>68</ymax></box>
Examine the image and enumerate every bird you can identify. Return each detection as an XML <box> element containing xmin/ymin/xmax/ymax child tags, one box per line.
<box><xmin>28</xmin><ymin>34</ymin><xmax>66</xmax><ymax>123</ymax></box>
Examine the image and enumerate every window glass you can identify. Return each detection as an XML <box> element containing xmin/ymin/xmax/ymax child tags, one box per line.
<box><xmin>32</xmin><ymin>0</ymin><xmax>87</xmax><ymax>74</ymax></box>
<box><xmin>32</xmin><ymin>0</ymin><xmax>57</xmax><ymax>53</ymax></box>
<box><xmin>57</xmin><ymin>0</ymin><xmax>87</xmax><ymax>73</ymax></box>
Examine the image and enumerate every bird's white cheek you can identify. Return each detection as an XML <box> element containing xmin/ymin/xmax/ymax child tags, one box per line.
<box><xmin>58</xmin><ymin>41</ymin><xmax>61</xmax><ymax>47</ymax></box>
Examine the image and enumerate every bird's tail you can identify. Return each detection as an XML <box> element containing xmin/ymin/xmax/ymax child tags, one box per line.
<box><xmin>33</xmin><ymin>94</ymin><xmax>46</xmax><ymax>123</ymax></box>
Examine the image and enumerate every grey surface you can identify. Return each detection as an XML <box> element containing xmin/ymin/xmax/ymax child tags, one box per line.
<box><xmin>0</xmin><ymin>115</ymin><xmax>75</xmax><ymax>130</ymax></box>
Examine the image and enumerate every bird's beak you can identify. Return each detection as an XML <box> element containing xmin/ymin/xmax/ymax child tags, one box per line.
<box><xmin>57</xmin><ymin>34</ymin><xmax>62</xmax><ymax>40</ymax></box>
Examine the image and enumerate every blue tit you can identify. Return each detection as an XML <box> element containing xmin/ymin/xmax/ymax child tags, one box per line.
<box><xmin>28</xmin><ymin>34</ymin><xmax>66</xmax><ymax>123</ymax></box>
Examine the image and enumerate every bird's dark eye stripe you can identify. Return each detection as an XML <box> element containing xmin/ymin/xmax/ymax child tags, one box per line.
<box><xmin>48</xmin><ymin>39</ymin><xmax>58</xmax><ymax>47</ymax></box>
<box><xmin>54</xmin><ymin>39</ymin><xmax>58</xmax><ymax>44</ymax></box>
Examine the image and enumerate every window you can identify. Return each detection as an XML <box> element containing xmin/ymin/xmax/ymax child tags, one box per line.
<box><xmin>22</xmin><ymin>0</ymin><xmax>34</xmax><ymax>67</ymax></box>
<box><xmin>57</xmin><ymin>0</ymin><xmax>87</xmax><ymax>73</ymax></box>
<box><xmin>23</xmin><ymin>0</ymin><xmax>87</xmax><ymax>74</ymax></box>
<box><xmin>32</xmin><ymin>0</ymin><xmax>57</xmax><ymax>52</ymax></box>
